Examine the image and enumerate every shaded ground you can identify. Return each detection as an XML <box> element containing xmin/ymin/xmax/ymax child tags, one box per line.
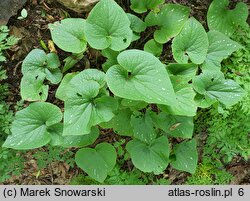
<box><xmin>3</xmin><ymin>150</ymin><xmax>76</xmax><ymax>185</ymax></box>
<box><xmin>1</xmin><ymin>0</ymin><xmax>249</xmax><ymax>185</ymax></box>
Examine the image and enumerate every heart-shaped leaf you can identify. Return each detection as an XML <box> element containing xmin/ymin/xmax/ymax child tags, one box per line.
<box><xmin>75</xmin><ymin>143</ymin><xmax>117</xmax><ymax>183</ymax></box>
<box><xmin>21</xmin><ymin>49</ymin><xmax>62</xmax><ymax>84</ymax></box>
<box><xmin>207</xmin><ymin>0</ymin><xmax>248</xmax><ymax>36</ymax></box>
<box><xmin>57</xmin><ymin>69</ymin><xmax>105</xmax><ymax>102</ymax></box>
<box><xmin>172</xmin><ymin>17</ymin><xmax>209</xmax><ymax>64</ymax></box>
<box><xmin>145</xmin><ymin>4</ymin><xmax>190</xmax><ymax>43</ymax></box>
<box><xmin>193</xmin><ymin>71</ymin><xmax>246</xmax><ymax>107</ymax></box>
<box><xmin>130</xmin><ymin>0</ymin><xmax>164</xmax><ymax>13</ymax></box>
<box><xmin>84</xmin><ymin>0</ymin><xmax>132</xmax><ymax>51</ymax></box>
<box><xmin>202</xmin><ymin>31</ymin><xmax>243</xmax><ymax>71</ymax></box>
<box><xmin>64</xmin><ymin>94</ymin><xmax>117</xmax><ymax>136</ymax></box>
<box><xmin>106</xmin><ymin>49</ymin><xmax>176</xmax><ymax>106</ymax></box>
<box><xmin>49</xmin><ymin>18</ymin><xmax>87</xmax><ymax>53</ymax></box>
<box><xmin>20</xmin><ymin>74</ymin><xmax>48</xmax><ymax>101</ymax></box>
<box><xmin>126</xmin><ymin>136</ymin><xmax>169</xmax><ymax>174</ymax></box>
<box><xmin>63</xmin><ymin>70</ymin><xmax>117</xmax><ymax>136</ymax></box>
<box><xmin>3</xmin><ymin>102</ymin><xmax>62</xmax><ymax>150</ymax></box>
<box><xmin>64</xmin><ymin>91</ymin><xmax>117</xmax><ymax>136</ymax></box>
<box><xmin>171</xmin><ymin>139</ymin><xmax>198</xmax><ymax>174</ymax></box>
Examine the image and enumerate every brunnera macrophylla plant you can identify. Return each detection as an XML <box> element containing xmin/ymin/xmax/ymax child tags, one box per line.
<box><xmin>3</xmin><ymin>0</ymin><xmax>248</xmax><ymax>183</ymax></box>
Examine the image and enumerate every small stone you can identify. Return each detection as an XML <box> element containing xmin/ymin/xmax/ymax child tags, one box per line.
<box><xmin>56</xmin><ymin>0</ymin><xmax>100</xmax><ymax>13</ymax></box>
<box><xmin>0</xmin><ymin>0</ymin><xmax>27</xmax><ymax>25</ymax></box>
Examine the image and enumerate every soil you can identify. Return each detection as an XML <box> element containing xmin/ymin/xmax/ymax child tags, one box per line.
<box><xmin>1</xmin><ymin>0</ymin><xmax>249</xmax><ymax>185</ymax></box>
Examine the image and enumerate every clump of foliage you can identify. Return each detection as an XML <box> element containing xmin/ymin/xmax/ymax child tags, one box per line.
<box><xmin>34</xmin><ymin>146</ymin><xmax>75</xmax><ymax>170</ymax></box>
<box><xmin>0</xmin><ymin>26</ymin><xmax>24</xmax><ymax>182</ymax></box>
<box><xmin>0</xmin><ymin>89</ymin><xmax>24</xmax><ymax>183</ymax></box>
<box><xmin>203</xmin><ymin>24</ymin><xmax>250</xmax><ymax>162</ymax></box>
<box><xmin>71</xmin><ymin>165</ymin><xmax>170</xmax><ymax>185</ymax></box>
<box><xmin>0</xmin><ymin>26</ymin><xmax>19</xmax><ymax>62</ymax></box>
<box><xmin>0</xmin><ymin>148</ymin><xmax>25</xmax><ymax>183</ymax></box>
<box><xmin>0</xmin><ymin>25</ymin><xmax>19</xmax><ymax>136</ymax></box>
<box><xmin>2</xmin><ymin>0</ymin><xmax>249</xmax><ymax>183</ymax></box>
<box><xmin>187</xmin><ymin>23</ymin><xmax>250</xmax><ymax>185</ymax></box>
<box><xmin>71</xmin><ymin>139</ymin><xmax>170</xmax><ymax>185</ymax></box>
<box><xmin>0</xmin><ymin>78</ymin><xmax>12</xmax><ymax>137</ymax></box>
<box><xmin>186</xmin><ymin>109</ymin><xmax>234</xmax><ymax>185</ymax></box>
<box><xmin>186</xmin><ymin>163</ymin><xmax>233</xmax><ymax>185</ymax></box>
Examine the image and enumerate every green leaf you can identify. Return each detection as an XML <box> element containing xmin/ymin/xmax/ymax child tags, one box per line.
<box><xmin>3</xmin><ymin>102</ymin><xmax>62</xmax><ymax>150</ymax></box>
<box><xmin>47</xmin><ymin>123</ymin><xmax>64</xmax><ymax>146</ymax></box>
<box><xmin>102</xmin><ymin>48</ymin><xmax>119</xmax><ymax>71</ymax></box>
<box><xmin>202</xmin><ymin>31</ymin><xmax>243</xmax><ymax>71</ymax></box>
<box><xmin>49</xmin><ymin>18</ymin><xmax>87</xmax><ymax>53</ymax></box>
<box><xmin>131</xmin><ymin>33</ymin><xmax>141</xmax><ymax>42</ymax></box>
<box><xmin>18</xmin><ymin>8</ymin><xmax>28</xmax><ymax>19</ymax></box>
<box><xmin>131</xmin><ymin>111</ymin><xmax>156</xmax><ymax>143</ymax></box>
<box><xmin>171</xmin><ymin>139</ymin><xmax>198</xmax><ymax>174</ymax></box>
<box><xmin>5</xmin><ymin>36</ymin><xmax>19</xmax><ymax>48</ymax></box>
<box><xmin>159</xmin><ymin>79</ymin><xmax>197</xmax><ymax>116</ymax></box>
<box><xmin>63</xmin><ymin>127</ymin><xmax>99</xmax><ymax>147</ymax></box>
<box><xmin>21</xmin><ymin>9</ymin><xmax>28</xmax><ymax>18</ymax></box>
<box><xmin>63</xmin><ymin>52</ymin><xmax>84</xmax><ymax>73</ymax></box>
<box><xmin>106</xmin><ymin>50</ymin><xmax>176</xmax><ymax>106</ymax></box>
<box><xmin>21</xmin><ymin>49</ymin><xmax>62</xmax><ymax>84</ymax></box>
<box><xmin>64</xmin><ymin>94</ymin><xmax>117</xmax><ymax>136</ymax></box>
<box><xmin>56</xmin><ymin>72</ymin><xmax>78</xmax><ymax>101</ymax></box>
<box><xmin>130</xmin><ymin>0</ymin><xmax>164</xmax><ymax>13</ymax></box>
<box><xmin>172</xmin><ymin>17</ymin><xmax>209</xmax><ymax>64</ymax></box>
<box><xmin>194</xmin><ymin>93</ymin><xmax>216</xmax><ymax>108</ymax></box>
<box><xmin>45</xmin><ymin>68</ymin><xmax>62</xmax><ymax>84</ymax></box>
<box><xmin>153</xmin><ymin>113</ymin><xmax>194</xmax><ymax>138</ymax></box>
<box><xmin>21</xmin><ymin>49</ymin><xmax>45</xmax><ymax>75</ymax></box>
<box><xmin>85</xmin><ymin>0</ymin><xmax>132</xmax><ymax>51</ymax></box>
<box><xmin>166</xmin><ymin>63</ymin><xmax>197</xmax><ymax>82</ymax></box>
<box><xmin>72</xmin><ymin>69</ymin><xmax>106</xmax><ymax>88</ymax></box>
<box><xmin>63</xmin><ymin>80</ymin><xmax>99</xmax><ymax>136</ymax></box>
<box><xmin>145</xmin><ymin>4</ymin><xmax>190</xmax><ymax>43</ymax></box>
<box><xmin>46</xmin><ymin>52</ymin><xmax>61</xmax><ymax>69</ymax></box>
<box><xmin>50</xmin><ymin>124</ymin><xmax>100</xmax><ymax>147</ymax></box>
<box><xmin>193</xmin><ymin>71</ymin><xmax>246</xmax><ymax>107</ymax></box>
<box><xmin>63</xmin><ymin>74</ymin><xmax>117</xmax><ymax>135</ymax></box>
<box><xmin>127</xmin><ymin>13</ymin><xmax>147</xmax><ymax>42</ymax></box>
<box><xmin>126</xmin><ymin>136</ymin><xmax>169</xmax><ymax>174</ymax></box>
<box><xmin>121</xmin><ymin>99</ymin><xmax>148</xmax><ymax>110</ymax></box>
<box><xmin>0</xmin><ymin>55</ymin><xmax>6</xmax><ymax>62</ymax></box>
<box><xmin>75</xmin><ymin>143</ymin><xmax>117</xmax><ymax>182</ymax></box>
<box><xmin>127</xmin><ymin>13</ymin><xmax>146</xmax><ymax>33</ymax></box>
<box><xmin>144</xmin><ymin>39</ymin><xmax>163</xmax><ymax>57</ymax></box>
<box><xmin>6</xmin><ymin>35</ymin><xmax>19</xmax><ymax>47</ymax></box>
<box><xmin>207</xmin><ymin>0</ymin><xmax>248</xmax><ymax>36</ymax></box>
<box><xmin>20</xmin><ymin>74</ymin><xmax>48</xmax><ymax>101</ymax></box>
<box><xmin>100</xmin><ymin>109</ymin><xmax>133</xmax><ymax>136</ymax></box>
